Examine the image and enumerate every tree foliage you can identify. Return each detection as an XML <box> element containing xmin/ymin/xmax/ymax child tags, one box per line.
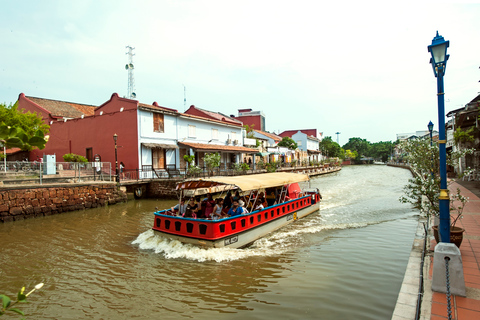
<box><xmin>319</xmin><ymin>136</ymin><xmax>343</xmax><ymax>158</ymax></box>
<box><xmin>342</xmin><ymin>137</ymin><xmax>371</xmax><ymax>159</ymax></box>
<box><xmin>370</xmin><ymin>141</ymin><xmax>395</xmax><ymax>162</ymax></box>
<box><xmin>0</xmin><ymin>102</ymin><xmax>49</xmax><ymax>151</ymax></box>
<box><xmin>277</xmin><ymin>136</ymin><xmax>298</xmax><ymax>150</ymax></box>
<box><xmin>398</xmin><ymin>138</ymin><xmax>473</xmax><ymax>224</ymax></box>
<box><xmin>203</xmin><ymin>152</ymin><xmax>221</xmax><ymax>175</ymax></box>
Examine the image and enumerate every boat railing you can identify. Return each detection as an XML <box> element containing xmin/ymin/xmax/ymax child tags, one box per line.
<box><xmin>152</xmin><ymin>194</ymin><xmax>318</xmax><ymax>240</ymax></box>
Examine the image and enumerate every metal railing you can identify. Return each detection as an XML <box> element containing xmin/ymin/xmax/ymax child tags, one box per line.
<box><xmin>119</xmin><ymin>163</ymin><xmax>341</xmax><ymax>182</ymax></box>
<box><xmin>0</xmin><ymin>161</ymin><xmax>112</xmax><ymax>185</ymax></box>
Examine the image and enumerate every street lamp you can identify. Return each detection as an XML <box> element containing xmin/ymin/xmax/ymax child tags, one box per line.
<box><xmin>428</xmin><ymin>31</ymin><xmax>450</xmax><ymax>243</ymax></box>
<box><xmin>113</xmin><ymin>133</ymin><xmax>119</xmax><ymax>183</ymax></box>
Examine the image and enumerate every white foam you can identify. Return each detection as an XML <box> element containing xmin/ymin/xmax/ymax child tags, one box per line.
<box><xmin>131</xmin><ymin>218</ymin><xmax>372</xmax><ymax>262</ymax></box>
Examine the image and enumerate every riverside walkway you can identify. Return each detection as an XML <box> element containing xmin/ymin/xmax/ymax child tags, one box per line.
<box><xmin>392</xmin><ymin>180</ymin><xmax>480</xmax><ymax>319</ymax></box>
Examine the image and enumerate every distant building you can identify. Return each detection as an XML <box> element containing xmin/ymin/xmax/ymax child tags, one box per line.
<box><xmin>233</xmin><ymin>108</ymin><xmax>266</xmax><ymax>131</ymax></box>
<box><xmin>279</xmin><ymin>129</ymin><xmax>322</xmax><ymax>163</ymax></box>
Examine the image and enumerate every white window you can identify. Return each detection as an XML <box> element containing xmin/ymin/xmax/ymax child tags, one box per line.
<box><xmin>231</xmin><ymin>132</ymin><xmax>237</xmax><ymax>140</ymax></box>
<box><xmin>211</xmin><ymin>129</ymin><xmax>218</xmax><ymax>140</ymax></box>
<box><xmin>297</xmin><ymin>140</ymin><xmax>302</xmax><ymax>146</ymax></box>
<box><xmin>188</xmin><ymin>125</ymin><xmax>196</xmax><ymax>138</ymax></box>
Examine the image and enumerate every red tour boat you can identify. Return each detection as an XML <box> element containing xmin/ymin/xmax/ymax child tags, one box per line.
<box><xmin>152</xmin><ymin>172</ymin><xmax>321</xmax><ymax>248</ymax></box>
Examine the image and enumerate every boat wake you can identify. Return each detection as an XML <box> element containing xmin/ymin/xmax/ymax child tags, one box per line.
<box><xmin>131</xmin><ymin>216</ymin><xmax>375</xmax><ymax>262</ymax></box>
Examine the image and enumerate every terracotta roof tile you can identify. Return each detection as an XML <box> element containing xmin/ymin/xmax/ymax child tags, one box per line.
<box><xmin>254</xmin><ymin>129</ymin><xmax>281</xmax><ymax>142</ymax></box>
<box><xmin>27</xmin><ymin>96</ymin><xmax>96</xmax><ymax>118</ymax></box>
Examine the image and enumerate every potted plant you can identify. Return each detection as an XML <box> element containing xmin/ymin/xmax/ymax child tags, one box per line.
<box><xmin>431</xmin><ymin>188</ymin><xmax>467</xmax><ymax>247</ymax></box>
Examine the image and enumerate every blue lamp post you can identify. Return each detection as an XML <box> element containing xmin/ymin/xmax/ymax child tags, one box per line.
<box><xmin>428</xmin><ymin>31</ymin><xmax>450</xmax><ymax>243</ymax></box>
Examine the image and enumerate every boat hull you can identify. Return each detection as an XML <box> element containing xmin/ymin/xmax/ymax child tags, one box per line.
<box><xmin>153</xmin><ymin>202</ymin><xmax>320</xmax><ymax>248</ymax></box>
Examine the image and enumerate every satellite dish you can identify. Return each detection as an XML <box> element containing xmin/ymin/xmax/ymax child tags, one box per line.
<box><xmin>129</xmin><ymin>63</ymin><xmax>134</xmax><ymax>69</ymax></box>
<box><xmin>131</xmin><ymin>92</ymin><xmax>136</xmax><ymax>98</ymax></box>
<box><xmin>125</xmin><ymin>64</ymin><xmax>129</xmax><ymax>70</ymax></box>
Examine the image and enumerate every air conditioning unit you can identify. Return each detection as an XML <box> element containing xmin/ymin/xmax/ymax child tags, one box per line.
<box><xmin>233</xmin><ymin>139</ymin><xmax>239</xmax><ymax>145</ymax></box>
<box><xmin>226</xmin><ymin>139</ymin><xmax>232</xmax><ymax>144</ymax></box>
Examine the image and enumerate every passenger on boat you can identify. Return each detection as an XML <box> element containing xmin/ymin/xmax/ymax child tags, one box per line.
<box><xmin>211</xmin><ymin>198</ymin><xmax>225</xmax><ymax>220</ymax></box>
<box><xmin>266</xmin><ymin>190</ymin><xmax>276</xmax><ymax>206</ymax></box>
<box><xmin>254</xmin><ymin>202</ymin><xmax>264</xmax><ymax>211</ymax></box>
<box><xmin>171</xmin><ymin>198</ymin><xmax>187</xmax><ymax>216</ymax></box>
<box><xmin>232</xmin><ymin>191</ymin><xmax>241</xmax><ymax>202</ymax></box>
<box><xmin>201</xmin><ymin>193</ymin><xmax>215</xmax><ymax>219</ymax></box>
<box><xmin>184</xmin><ymin>198</ymin><xmax>199</xmax><ymax>218</ymax></box>
<box><xmin>238</xmin><ymin>200</ymin><xmax>249</xmax><ymax>214</ymax></box>
<box><xmin>227</xmin><ymin>200</ymin><xmax>243</xmax><ymax>217</ymax></box>
<box><xmin>223</xmin><ymin>191</ymin><xmax>233</xmax><ymax>209</ymax></box>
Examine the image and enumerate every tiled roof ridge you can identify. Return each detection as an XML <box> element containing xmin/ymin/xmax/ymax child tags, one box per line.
<box><xmin>26</xmin><ymin>96</ymin><xmax>97</xmax><ymax>108</ymax></box>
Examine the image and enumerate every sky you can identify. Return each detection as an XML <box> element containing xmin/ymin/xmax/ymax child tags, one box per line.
<box><xmin>1</xmin><ymin>0</ymin><xmax>479</xmax><ymax>146</ymax></box>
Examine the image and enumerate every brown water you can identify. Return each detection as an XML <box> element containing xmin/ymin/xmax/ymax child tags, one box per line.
<box><xmin>0</xmin><ymin>165</ymin><xmax>418</xmax><ymax>319</ymax></box>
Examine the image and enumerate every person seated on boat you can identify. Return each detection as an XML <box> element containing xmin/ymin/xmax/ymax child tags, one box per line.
<box><xmin>184</xmin><ymin>197</ymin><xmax>199</xmax><ymax>218</ymax></box>
<box><xmin>223</xmin><ymin>191</ymin><xmax>233</xmax><ymax>210</ymax></box>
<box><xmin>232</xmin><ymin>190</ymin><xmax>241</xmax><ymax>202</ymax></box>
<box><xmin>201</xmin><ymin>193</ymin><xmax>215</xmax><ymax>219</ymax></box>
<box><xmin>238</xmin><ymin>200</ymin><xmax>249</xmax><ymax>215</ymax></box>
<box><xmin>171</xmin><ymin>198</ymin><xmax>187</xmax><ymax>216</ymax></box>
<box><xmin>227</xmin><ymin>200</ymin><xmax>243</xmax><ymax>217</ymax></box>
<box><xmin>266</xmin><ymin>190</ymin><xmax>276</xmax><ymax>206</ymax></box>
<box><xmin>254</xmin><ymin>200</ymin><xmax>264</xmax><ymax>211</ymax></box>
<box><xmin>211</xmin><ymin>198</ymin><xmax>226</xmax><ymax>220</ymax></box>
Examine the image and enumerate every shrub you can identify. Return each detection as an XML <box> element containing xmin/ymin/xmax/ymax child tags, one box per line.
<box><xmin>62</xmin><ymin>153</ymin><xmax>87</xmax><ymax>163</ymax></box>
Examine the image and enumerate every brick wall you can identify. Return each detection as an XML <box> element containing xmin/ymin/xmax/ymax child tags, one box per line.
<box><xmin>147</xmin><ymin>179</ymin><xmax>182</xmax><ymax>198</ymax></box>
<box><xmin>0</xmin><ymin>183</ymin><xmax>127</xmax><ymax>222</ymax></box>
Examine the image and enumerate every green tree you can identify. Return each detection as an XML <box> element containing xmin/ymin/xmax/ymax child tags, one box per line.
<box><xmin>0</xmin><ymin>102</ymin><xmax>49</xmax><ymax>151</ymax></box>
<box><xmin>342</xmin><ymin>137</ymin><xmax>371</xmax><ymax>158</ymax></box>
<box><xmin>243</xmin><ymin>124</ymin><xmax>255</xmax><ymax>139</ymax></box>
<box><xmin>277</xmin><ymin>136</ymin><xmax>298</xmax><ymax>150</ymax></box>
<box><xmin>370</xmin><ymin>141</ymin><xmax>395</xmax><ymax>162</ymax></box>
<box><xmin>319</xmin><ymin>136</ymin><xmax>343</xmax><ymax>158</ymax></box>
<box><xmin>203</xmin><ymin>152</ymin><xmax>221</xmax><ymax>175</ymax></box>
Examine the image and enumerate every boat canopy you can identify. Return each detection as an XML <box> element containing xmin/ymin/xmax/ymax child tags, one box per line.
<box><xmin>176</xmin><ymin>172</ymin><xmax>309</xmax><ymax>195</ymax></box>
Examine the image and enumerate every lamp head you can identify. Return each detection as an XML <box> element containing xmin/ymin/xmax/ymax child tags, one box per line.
<box><xmin>113</xmin><ymin>133</ymin><xmax>118</xmax><ymax>142</ymax></box>
<box><xmin>428</xmin><ymin>121</ymin><xmax>434</xmax><ymax>133</ymax></box>
<box><xmin>428</xmin><ymin>31</ymin><xmax>449</xmax><ymax>77</ymax></box>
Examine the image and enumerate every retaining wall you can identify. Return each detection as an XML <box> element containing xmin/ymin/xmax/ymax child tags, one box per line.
<box><xmin>0</xmin><ymin>183</ymin><xmax>127</xmax><ymax>222</ymax></box>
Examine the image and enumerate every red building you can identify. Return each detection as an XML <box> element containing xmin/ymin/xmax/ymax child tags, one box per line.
<box><xmin>233</xmin><ymin>108</ymin><xmax>266</xmax><ymax>131</ymax></box>
<box><xmin>17</xmin><ymin>93</ymin><xmax>170</xmax><ymax>171</ymax></box>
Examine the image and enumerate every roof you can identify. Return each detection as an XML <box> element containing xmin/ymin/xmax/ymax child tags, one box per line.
<box><xmin>184</xmin><ymin>105</ymin><xmax>243</xmax><ymax>126</ymax></box>
<box><xmin>178</xmin><ymin>142</ymin><xmax>257</xmax><ymax>153</ymax></box>
<box><xmin>279</xmin><ymin>129</ymin><xmax>320</xmax><ymax>141</ymax></box>
<box><xmin>26</xmin><ymin>96</ymin><xmax>96</xmax><ymax>118</ymax></box>
<box><xmin>177</xmin><ymin>172</ymin><xmax>310</xmax><ymax>193</ymax></box>
<box><xmin>253</xmin><ymin>129</ymin><xmax>281</xmax><ymax>142</ymax></box>
<box><xmin>138</xmin><ymin>103</ymin><xmax>178</xmax><ymax>114</ymax></box>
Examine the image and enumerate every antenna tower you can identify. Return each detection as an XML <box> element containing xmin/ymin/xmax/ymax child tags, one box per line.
<box><xmin>125</xmin><ymin>46</ymin><xmax>136</xmax><ymax>99</ymax></box>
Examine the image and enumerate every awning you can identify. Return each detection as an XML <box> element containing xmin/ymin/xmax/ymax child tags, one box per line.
<box><xmin>307</xmin><ymin>149</ymin><xmax>321</xmax><ymax>154</ymax></box>
<box><xmin>256</xmin><ymin>152</ymin><xmax>270</xmax><ymax>156</ymax></box>
<box><xmin>178</xmin><ymin>141</ymin><xmax>257</xmax><ymax>153</ymax></box>
<box><xmin>143</xmin><ymin>143</ymin><xmax>179</xmax><ymax>149</ymax></box>
<box><xmin>176</xmin><ymin>172</ymin><xmax>309</xmax><ymax>193</ymax></box>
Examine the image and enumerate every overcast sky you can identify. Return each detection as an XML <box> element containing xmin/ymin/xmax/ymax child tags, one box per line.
<box><xmin>1</xmin><ymin>0</ymin><xmax>479</xmax><ymax>146</ymax></box>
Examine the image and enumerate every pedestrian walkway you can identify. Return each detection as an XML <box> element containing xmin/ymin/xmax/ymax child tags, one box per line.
<box><xmin>426</xmin><ymin>181</ymin><xmax>480</xmax><ymax>319</ymax></box>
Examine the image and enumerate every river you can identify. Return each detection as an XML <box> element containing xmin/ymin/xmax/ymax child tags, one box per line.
<box><xmin>0</xmin><ymin>165</ymin><xmax>418</xmax><ymax>319</ymax></box>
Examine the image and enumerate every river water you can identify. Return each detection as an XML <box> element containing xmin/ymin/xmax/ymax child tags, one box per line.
<box><xmin>0</xmin><ymin>165</ymin><xmax>418</xmax><ymax>319</ymax></box>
